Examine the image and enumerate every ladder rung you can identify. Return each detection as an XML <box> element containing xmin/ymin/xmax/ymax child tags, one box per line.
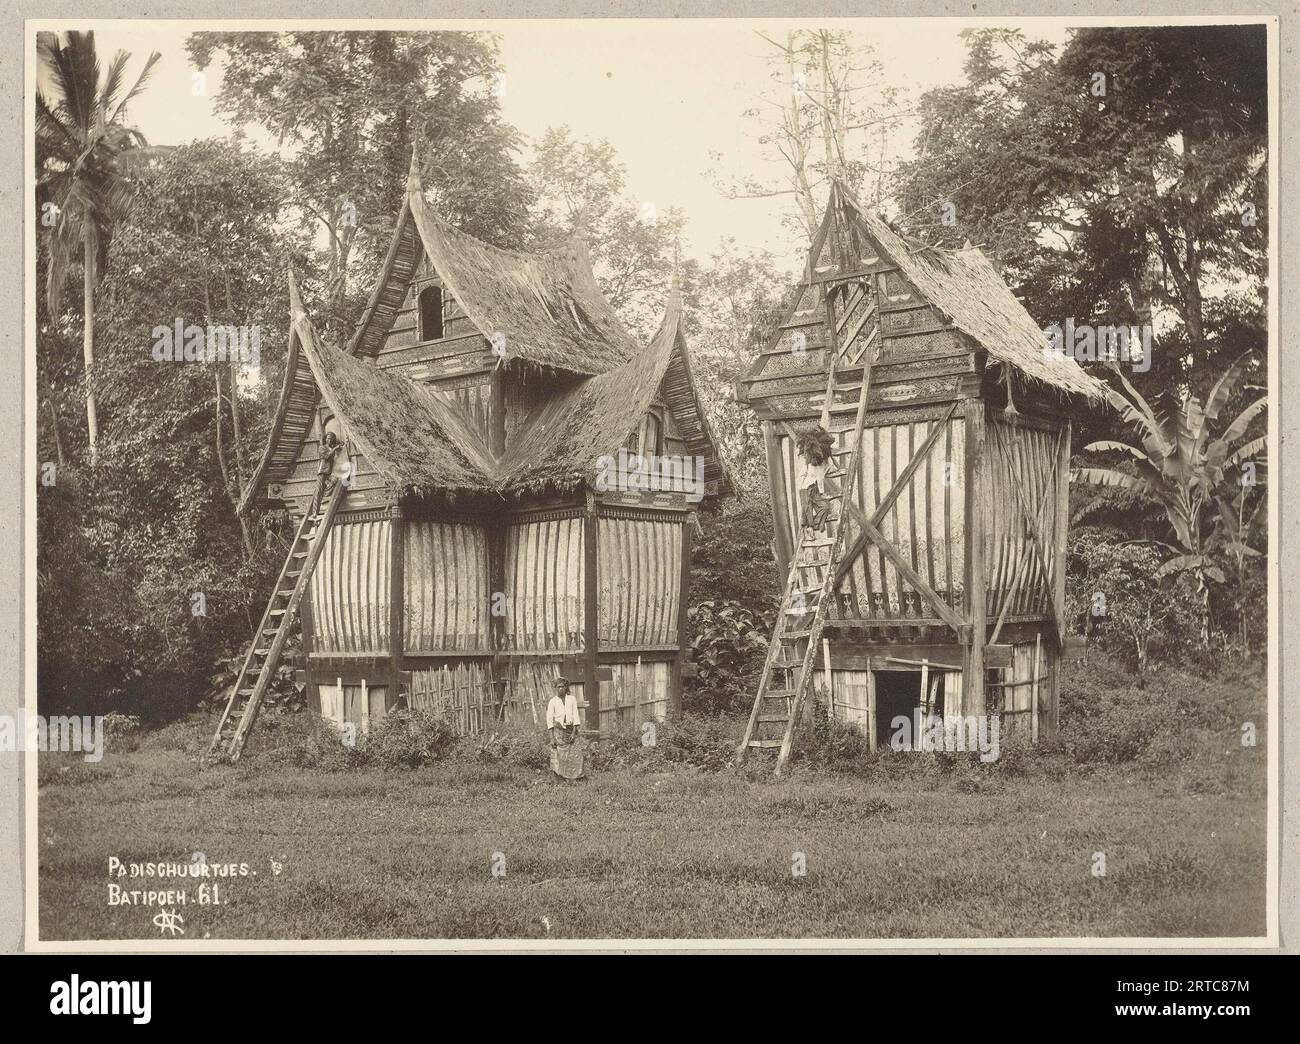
<box><xmin>254</xmin><ymin>648</ymin><xmax>270</xmax><ymax>656</ymax></box>
<box><xmin>270</xmin><ymin>608</ymin><xmax>287</xmax><ymax>616</ymax></box>
<box><xmin>757</xmin><ymin>714</ymin><xmax>788</xmax><ymax>723</ymax></box>
<box><xmin>763</xmin><ymin>690</ymin><xmax>794</xmax><ymax>700</ymax></box>
<box><xmin>748</xmin><ymin>740</ymin><xmax>782</xmax><ymax>749</ymax></box>
<box><xmin>285</xmin><ymin>571</ymin><xmax>302</xmax><ymax>579</ymax></box>
<box><xmin>292</xmin><ymin>551</ymin><xmax>309</xmax><ymax>559</ymax></box>
<box><xmin>237</xmin><ymin>688</ymin><xmax>255</xmax><ymax>696</ymax></box>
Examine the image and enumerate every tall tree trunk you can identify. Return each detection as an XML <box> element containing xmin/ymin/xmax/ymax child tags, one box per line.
<box><xmin>222</xmin><ymin>271</ymin><xmax>247</xmax><ymax>496</ymax></box>
<box><xmin>201</xmin><ymin>245</ymin><xmax>254</xmax><ymax>557</ymax></box>
<box><xmin>82</xmin><ymin>229</ymin><xmax>99</xmax><ymax>464</ymax></box>
<box><xmin>214</xmin><ymin>371</ymin><xmax>255</xmax><ymax>557</ymax></box>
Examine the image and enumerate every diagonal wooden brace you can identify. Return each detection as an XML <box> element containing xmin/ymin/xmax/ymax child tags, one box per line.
<box><xmin>833</xmin><ymin>401</ymin><xmax>960</xmax><ymax>587</ymax></box>
<box><xmin>845</xmin><ymin>504</ymin><xmax>966</xmax><ymax>635</ymax></box>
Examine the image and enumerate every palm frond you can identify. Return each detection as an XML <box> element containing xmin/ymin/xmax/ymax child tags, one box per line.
<box><xmin>110</xmin><ymin>51</ymin><xmax>162</xmax><ymax>126</ymax></box>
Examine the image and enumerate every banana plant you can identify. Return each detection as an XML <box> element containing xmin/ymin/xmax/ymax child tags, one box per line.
<box><xmin>1071</xmin><ymin>353</ymin><xmax>1266</xmax><ymax>647</ymax></box>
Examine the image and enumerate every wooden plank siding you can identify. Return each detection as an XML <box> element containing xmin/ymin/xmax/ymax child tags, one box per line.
<box><xmin>403</xmin><ymin>521</ymin><xmax>492</xmax><ymax>653</ymax></box>
<box><xmin>279</xmin><ymin>410</ymin><xmax>392</xmax><ymax>516</ymax></box>
<box><xmin>768</xmin><ymin>410</ymin><xmax>1065</xmax><ymax>629</ymax></box>
<box><xmin>772</xmin><ymin>410</ymin><xmax>966</xmax><ymax>622</ymax></box>
<box><xmin>596</xmin><ymin>513</ymin><xmax>684</xmax><ymax>649</ymax></box>
<box><xmin>503</xmin><ymin>513</ymin><xmax>586</xmax><ymax>652</ymax></box>
<box><xmin>597</xmin><ymin>660</ymin><xmax>672</xmax><ymax>731</ymax></box>
<box><xmin>373</xmin><ymin>258</ymin><xmax>489</xmax><ymax>382</ymax></box>
<box><xmin>309</xmin><ymin>519</ymin><xmax>392</xmax><ymax>654</ymax></box>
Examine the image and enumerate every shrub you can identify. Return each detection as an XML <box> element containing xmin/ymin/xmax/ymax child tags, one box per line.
<box><xmin>471</xmin><ymin>723</ymin><xmax>552</xmax><ymax>770</ymax></box>
<box><xmin>1066</xmin><ymin>532</ymin><xmax>1201</xmax><ymax>673</ymax></box>
<box><xmin>657</xmin><ymin>713</ymin><xmax>744</xmax><ymax>771</ymax></box>
<box><xmin>684</xmin><ymin>600</ymin><xmax>769</xmax><ymax>714</ymax></box>
<box><xmin>792</xmin><ymin>697</ymin><xmax>873</xmax><ymax>768</ymax></box>
<box><xmin>361</xmin><ymin>711</ymin><xmax>456</xmax><ymax>770</ymax></box>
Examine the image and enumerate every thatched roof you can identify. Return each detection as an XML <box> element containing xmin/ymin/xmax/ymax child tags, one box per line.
<box><xmin>244</xmin><ymin>272</ymin><xmax>729</xmax><ymax>508</ymax></box>
<box><xmin>837</xmin><ymin>183</ymin><xmax>1105</xmax><ymax>400</ymax></box>
<box><xmin>289</xmin><ymin>273</ymin><xmax>494</xmax><ymax>496</ymax></box>
<box><xmin>497</xmin><ymin>283</ymin><xmax>730</xmax><ymax>495</ymax></box>
<box><xmin>404</xmin><ymin>163</ymin><xmax>639</xmax><ymax>376</ymax></box>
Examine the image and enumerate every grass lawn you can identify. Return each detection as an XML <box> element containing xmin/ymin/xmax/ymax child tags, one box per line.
<box><xmin>36</xmin><ymin>694</ymin><xmax>1268</xmax><ymax>941</ymax></box>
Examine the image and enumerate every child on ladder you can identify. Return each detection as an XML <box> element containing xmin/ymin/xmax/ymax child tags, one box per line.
<box><xmin>794</xmin><ymin>418</ymin><xmax>838</xmax><ymax>539</ymax></box>
<box><xmin>311</xmin><ymin>431</ymin><xmax>343</xmax><ymax>516</ymax></box>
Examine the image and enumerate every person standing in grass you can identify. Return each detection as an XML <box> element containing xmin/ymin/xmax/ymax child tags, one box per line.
<box><xmin>546</xmin><ymin>676</ymin><xmax>584</xmax><ymax>780</ymax></box>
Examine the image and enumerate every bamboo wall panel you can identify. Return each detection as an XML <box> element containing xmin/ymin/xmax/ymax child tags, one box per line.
<box><xmin>404</xmin><ymin>521</ymin><xmax>491</xmax><ymax>652</ymax></box>
<box><xmin>309</xmin><ymin>519</ymin><xmax>391</xmax><ymax>654</ymax></box>
<box><xmin>407</xmin><ymin>662</ymin><xmax>497</xmax><ymax>736</ymax></box>
<box><xmin>596</xmin><ymin>516</ymin><xmax>683</xmax><ymax>648</ymax></box>
<box><xmin>503</xmin><ymin>515</ymin><xmax>585</xmax><ymax>651</ymax></box>
<box><xmin>776</xmin><ymin>414</ymin><xmax>965</xmax><ymax>620</ymax></box>
<box><xmin>982</xmin><ymin>421</ymin><xmax>1060</xmax><ymax>621</ymax></box>
<box><xmin>596</xmin><ymin>659</ymin><xmax>671</xmax><ymax>731</ymax></box>
<box><xmin>406</xmin><ymin>661</ymin><xmax>591</xmax><ymax>736</ymax></box>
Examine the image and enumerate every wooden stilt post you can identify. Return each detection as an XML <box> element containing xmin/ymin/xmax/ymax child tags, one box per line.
<box><xmin>964</xmin><ymin>401</ymin><xmax>987</xmax><ymax>719</ymax></box>
<box><xmin>1031</xmin><ymin>631</ymin><xmax>1041</xmax><ymax>744</ymax></box>
<box><xmin>1050</xmin><ymin>421</ymin><xmax>1071</xmax><ymax>738</ymax></box>
<box><xmin>389</xmin><ymin>504</ymin><xmax>404</xmax><ymax>712</ymax></box>
<box><xmin>671</xmin><ymin>512</ymin><xmax>692</xmax><ymax>717</ymax></box>
<box><xmin>583</xmin><ymin>490</ymin><xmax>600</xmax><ymax>734</ymax></box>
<box><xmin>301</xmin><ymin>555</ymin><xmax>319</xmax><ymax>715</ymax></box>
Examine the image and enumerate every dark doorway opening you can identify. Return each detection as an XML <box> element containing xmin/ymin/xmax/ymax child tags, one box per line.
<box><xmin>873</xmin><ymin>670</ymin><xmax>920</xmax><ymax>749</ymax></box>
<box><xmin>873</xmin><ymin>670</ymin><xmax>950</xmax><ymax>748</ymax></box>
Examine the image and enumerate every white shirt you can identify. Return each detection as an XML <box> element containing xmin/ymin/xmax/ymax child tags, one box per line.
<box><xmin>796</xmin><ymin>455</ymin><xmax>829</xmax><ymax>492</ymax></box>
<box><xmin>546</xmin><ymin>691</ymin><xmax>581</xmax><ymax>729</ymax></box>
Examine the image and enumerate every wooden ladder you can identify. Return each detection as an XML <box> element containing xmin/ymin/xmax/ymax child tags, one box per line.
<box><xmin>208</xmin><ymin>480</ymin><xmax>348</xmax><ymax>762</ymax></box>
<box><xmin>737</xmin><ymin>294</ymin><xmax>877</xmax><ymax>776</ymax></box>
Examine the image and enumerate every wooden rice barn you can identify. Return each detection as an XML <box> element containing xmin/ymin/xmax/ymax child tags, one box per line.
<box><xmin>220</xmin><ymin>157</ymin><xmax>729</xmax><ymax>754</ymax></box>
<box><xmin>737</xmin><ymin>182</ymin><xmax>1103</xmax><ymax>765</ymax></box>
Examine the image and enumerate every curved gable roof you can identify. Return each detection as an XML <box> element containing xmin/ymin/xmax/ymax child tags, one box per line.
<box><xmin>835</xmin><ymin>182</ymin><xmax>1106</xmax><ymax>401</ymax></box>
<box><xmin>405</xmin><ymin>164</ymin><xmax>639</xmax><ymax>376</ymax></box>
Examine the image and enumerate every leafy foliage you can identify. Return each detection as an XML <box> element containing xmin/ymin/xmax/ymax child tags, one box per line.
<box><xmin>1065</xmin><ymin>533</ymin><xmax>1201</xmax><ymax>674</ymax></box>
<box><xmin>684</xmin><ymin>600</ymin><xmax>770</xmax><ymax>715</ymax></box>
<box><xmin>1072</xmin><ymin>352</ymin><xmax>1266</xmax><ymax>647</ymax></box>
<box><xmin>187</xmin><ymin>30</ymin><xmax>534</xmax><ymax>333</ymax></box>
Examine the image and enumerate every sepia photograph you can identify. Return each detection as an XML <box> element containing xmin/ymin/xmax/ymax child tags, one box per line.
<box><xmin>20</xmin><ymin>12</ymin><xmax>1278</xmax><ymax>949</ymax></box>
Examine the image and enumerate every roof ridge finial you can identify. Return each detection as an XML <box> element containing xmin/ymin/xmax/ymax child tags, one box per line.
<box><xmin>407</xmin><ymin>139</ymin><xmax>422</xmax><ymax>194</ymax></box>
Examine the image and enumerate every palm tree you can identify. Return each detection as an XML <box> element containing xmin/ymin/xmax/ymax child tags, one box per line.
<box><xmin>1072</xmin><ymin>354</ymin><xmax>1266</xmax><ymax>647</ymax></box>
<box><xmin>37</xmin><ymin>31</ymin><xmax>161</xmax><ymax>463</ymax></box>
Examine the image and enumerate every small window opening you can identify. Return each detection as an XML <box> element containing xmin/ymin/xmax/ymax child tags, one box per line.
<box><xmin>642</xmin><ymin>410</ymin><xmax>663</xmax><ymax>457</ymax></box>
<box><xmin>418</xmin><ymin>285</ymin><xmax>444</xmax><ymax>341</ymax></box>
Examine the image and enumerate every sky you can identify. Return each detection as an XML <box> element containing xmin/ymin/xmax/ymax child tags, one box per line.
<box><xmin>42</xmin><ymin>19</ymin><xmax>1074</xmax><ymax>275</ymax></box>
